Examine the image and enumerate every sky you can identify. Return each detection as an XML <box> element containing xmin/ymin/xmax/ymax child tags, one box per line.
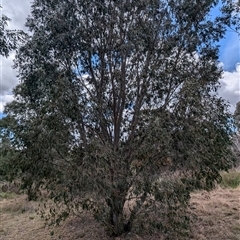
<box><xmin>0</xmin><ymin>1</ymin><xmax>239</xmax><ymax>116</ymax></box>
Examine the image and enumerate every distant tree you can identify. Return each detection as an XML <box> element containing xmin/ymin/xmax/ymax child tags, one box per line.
<box><xmin>0</xmin><ymin>117</ymin><xmax>19</xmax><ymax>179</ymax></box>
<box><xmin>0</xmin><ymin>123</ymin><xmax>12</xmax><ymax>177</ymax></box>
<box><xmin>232</xmin><ymin>101</ymin><xmax>240</xmax><ymax>167</ymax></box>
<box><xmin>234</xmin><ymin>101</ymin><xmax>240</xmax><ymax>129</ymax></box>
<box><xmin>3</xmin><ymin>0</ymin><xmax>239</xmax><ymax>237</ymax></box>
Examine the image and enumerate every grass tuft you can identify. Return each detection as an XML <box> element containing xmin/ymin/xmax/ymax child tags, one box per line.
<box><xmin>0</xmin><ymin>191</ymin><xmax>17</xmax><ymax>200</ymax></box>
<box><xmin>219</xmin><ymin>170</ymin><xmax>240</xmax><ymax>189</ymax></box>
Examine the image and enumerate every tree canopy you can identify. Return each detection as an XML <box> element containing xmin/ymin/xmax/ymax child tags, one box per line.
<box><xmin>2</xmin><ymin>0</ymin><xmax>239</xmax><ymax>237</ymax></box>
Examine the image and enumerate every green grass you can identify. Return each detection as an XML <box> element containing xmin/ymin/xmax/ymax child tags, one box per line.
<box><xmin>0</xmin><ymin>191</ymin><xmax>17</xmax><ymax>200</ymax></box>
<box><xmin>219</xmin><ymin>170</ymin><xmax>240</xmax><ymax>189</ymax></box>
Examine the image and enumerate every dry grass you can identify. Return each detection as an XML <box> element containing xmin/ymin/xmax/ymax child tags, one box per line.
<box><xmin>189</xmin><ymin>186</ymin><xmax>240</xmax><ymax>240</ymax></box>
<box><xmin>0</xmin><ymin>184</ymin><xmax>239</xmax><ymax>239</ymax></box>
<box><xmin>0</xmin><ymin>194</ymin><xmax>108</xmax><ymax>240</ymax></box>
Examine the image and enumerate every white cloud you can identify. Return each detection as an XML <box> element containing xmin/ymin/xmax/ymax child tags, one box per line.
<box><xmin>1</xmin><ymin>0</ymin><xmax>31</xmax><ymax>31</ymax></box>
<box><xmin>1</xmin><ymin>53</ymin><xmax>19</xmax><ymax>95</ymax></box>
<box><xmin>0</xmin><ymin>94</ymin><xmax>14</xmax><ymax>112</ymax></box>
<box><xmin>0</xmin><ymin>1</ymin><xmax>31</xmax><ymax>114</ymax></box>
<box><xmin>0</xmin><ymin>53</ymin><xmax>19</xmax><ymax>115</ymax></box>
<box><xmin>219</xmin><ymin>63</ymin><xmax>240</xmax><ymax>112</ymax></box>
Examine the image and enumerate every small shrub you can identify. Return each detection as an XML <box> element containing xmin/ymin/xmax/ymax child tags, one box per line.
<box><xmin>219</xmin><ymin>170</ymin><xmax>240</xmax><ymax>188</ymax></box>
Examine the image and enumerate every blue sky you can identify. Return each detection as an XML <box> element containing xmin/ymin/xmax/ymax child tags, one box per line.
<box><xmin>210</xmin><ymin>1</ymin><xmax>240</xmax><ymax>71</ymax></box>
<box><xmin>0</xmin><ymin>0</ymin><xmax>239</xmax><ymax>117</ymax></box>
<box><xmin>219</xmin><ymin>30</ymin><xmax>240</xmax><ymax>71</ymax></box>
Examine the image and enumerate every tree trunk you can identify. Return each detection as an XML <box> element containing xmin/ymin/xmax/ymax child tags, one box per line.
<box><xmin>107</xmin><ymin>194</ymin><xmax>126</xmax><ymax>236</ymax></box>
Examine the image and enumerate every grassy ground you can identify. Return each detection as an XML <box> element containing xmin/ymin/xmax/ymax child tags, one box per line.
<box><xmin>0</xmin><ymin>171</ymin><xmax>240</xmax><ymax>240</ymax></box>
<box><xmin>189</xmin><ymin>186</ymin><xmax>240</xmax><ymax>240</ymax></box>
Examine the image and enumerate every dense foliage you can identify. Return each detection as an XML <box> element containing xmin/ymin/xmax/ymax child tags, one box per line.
<box><xmin>2</xmin><ymin>0</ymin><xmax>239</xmax><ymax>237</ymax></box>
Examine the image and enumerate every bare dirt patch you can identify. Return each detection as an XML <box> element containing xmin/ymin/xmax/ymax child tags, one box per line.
<box><xmin>0</xmin><ymin>186</ymin><xmax>239</xmax><ymax>240</ymax></box>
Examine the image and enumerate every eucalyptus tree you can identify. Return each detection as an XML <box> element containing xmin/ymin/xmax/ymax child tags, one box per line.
<box><xmin>4</xmin><ymin>0</ymin><xmax>239</xmax><ymax>237</ymax></box>
<box><xmin>232</xmin><ymin>101</ymin><xmax>240</xmax><ymax>166</ymax></box>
